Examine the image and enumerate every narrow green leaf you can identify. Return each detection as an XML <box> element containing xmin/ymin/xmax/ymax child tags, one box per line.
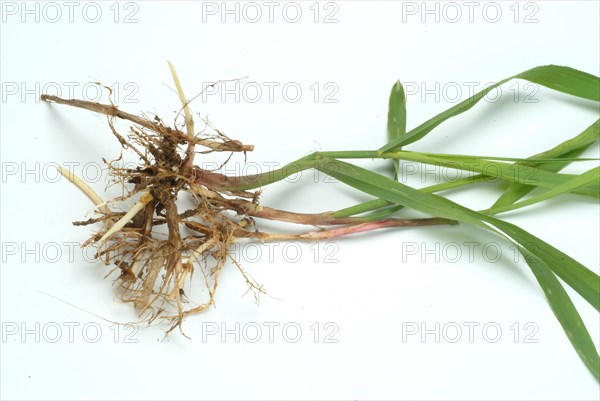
<box><xmin>517</xmin><ymin>65</ymin><xmax>600</xmax><ymax>102</ymax></box>
<box><xmin>379</xmin><ymin>65</ymin><xmax>600</xmax><ymax>152</ymax></box>
<box><xmin>523</xmin><ymin>252</ymin><xmax>600</xmax><ymax>381</ymax></box>
<box><xmin>382</xmin><ymin>151</ymin><xmax>600</xmax><ymax>198</ymax></box>
<box><xmin>316</xmin><ymin>158</ymin><xmax>600</xmax><ymax>376</ymax></box>
<box><xmin>315</xmin><ymin>156</ymin><xmax>488</xmax><ymax>227</ymax></box>
<box><xmin>413</xmin><ymin>154</ymin><xmax>597</xmax><ymax>163</ymax></box>
<box><xmin>312</xmin><ymin>150</ymin><xmax>599</xmax><ymax>197</ymax></box>
<box><xmin>332</xmin><ymin>198</ymin><xmax>391</xmax><ymax>218</ymax></box>
<box><xmin>492</xmin><ymin>119</ymin><xmax>600</xmax><ymax>209</ymax></box>
<box><xmin>480</xmin><ymin>216</ymin><xmax>600</xmax><ymax>313</ymax></box>
<box><xmin>315</xmin><ymin>157</ymin><xmax>600</xmax><ymax>312</ymax></box>
<box><xmin>488</xmin><ymin>167</ymin><xmax>600</xmax><ymax>215</ymax></box>
<box><xmin>332</xmin><ymin>121</ymin><xmax>599</xmax><ymax>219</ymax></box>
<box><xmin>387</xmin><ymin>80</ymin><xmax>406</xmax><ymax>179</ymax></box>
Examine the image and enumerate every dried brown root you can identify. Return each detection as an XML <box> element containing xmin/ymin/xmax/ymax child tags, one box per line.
<box><xmin>40</xmin><ymin>94</ymin><xmax>253</xmax><ymax>153</ymax></box>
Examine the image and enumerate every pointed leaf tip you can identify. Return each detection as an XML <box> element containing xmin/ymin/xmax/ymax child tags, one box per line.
<box><xmin>387</xmin><ymin>80</ymin><xmax>407</xmax><ymax>180</ymax></box>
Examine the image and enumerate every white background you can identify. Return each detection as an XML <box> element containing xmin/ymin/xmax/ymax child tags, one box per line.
<box><xmin>1</xmin><ymin>1</ymin><xmax>599</xmax><ymax>400</ymax></box>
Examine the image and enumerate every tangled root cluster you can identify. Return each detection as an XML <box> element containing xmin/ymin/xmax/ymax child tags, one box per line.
<box><xmin>42</xmin><ymin>92</ymin><xmax>267</xmax><ymax>334</ymax></box>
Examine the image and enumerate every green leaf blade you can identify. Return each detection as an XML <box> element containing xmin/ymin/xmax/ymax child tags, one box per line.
<box><xmin>383</xmin><ymin>151</ymin><xmax>600</xmax><ymax>198</ymax></box>
<box><xmin>387</xmin><ymin>80</ymin><xmax>407</xmax><ymax>179</ymax></box>
<box><xmin>516</xmin><ymin>65</ymin><xmax>600</xmax><ymax>102</ymax></box>
<box><xmin>492</xmin><ymin>119</ymin><xmax>600</xmax><ymax>209</ymax></box>
<box><xmin>315</xmin><ymin>158</ymin><xmax>600</xmax><ymax>312</ymax></box>
<box><xmin>379</xmin><ymin>65</ymin><xmax>600</xmax><ymax>152</ymax></box>
<box><xmin>524</xmin><ymin>252</ymin><xmax>600</xmax><ymax>381</ymax></box>
<box><xmin>489</xmin><ymin>167</ymin><xmax>600</xmax><ymax>215</ymax></box>
<box><xmin>482</xmin><ymin>217</ymin><xmax>600</xmax><ymax>312</ymax></box>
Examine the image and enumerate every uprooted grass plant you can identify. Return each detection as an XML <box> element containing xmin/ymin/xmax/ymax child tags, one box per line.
<box><xmin>42</xmin><ymin>63</ymin><xmax>599</xmax><ymax>380</ymax></box>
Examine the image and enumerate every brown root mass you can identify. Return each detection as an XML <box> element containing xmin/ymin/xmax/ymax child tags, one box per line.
<box><xmin>42</xmin><ymin>94</ymin><xmax>271</xmax><ymax>334</ymax></box>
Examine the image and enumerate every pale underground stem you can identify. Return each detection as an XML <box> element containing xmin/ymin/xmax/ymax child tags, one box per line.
<box><xmin>168</xmin><ymin>61</ymin><xmax>196</xmax><ymax>176</ymax></box>
<box><xmin>98</xmin><ymin>192</ymin><xmax>154</xmax><ymax>244</ymax></box>
<box><xmin>59</xmin><ymin>167</ymin><xmax>111</xmax><ymax>215</ymax></box>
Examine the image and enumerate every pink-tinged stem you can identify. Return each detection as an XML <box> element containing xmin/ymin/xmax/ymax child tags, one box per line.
<box><xmin>223</xmin><ymin>199</ymin><xmax>455</xmax><ymax>227</ymax></box>
<box><xmin>243</xmin><ymin>217</ymin><xmax>454</xmax><ymax>241</ymax></box>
